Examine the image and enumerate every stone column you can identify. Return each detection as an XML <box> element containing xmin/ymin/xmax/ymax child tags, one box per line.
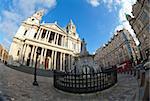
<box><xmin>51</xmin><ymin>50</ymin><xmax>54</xmax><ymax>70</ymax></box>
<box><xmin>36</xmin><ymin>28</ymin><xmax>41</xmax><ymax>39</ymax></box>
<box><xmin>61</xmin><ymin>36</ymin><xmax>64</xmax><ymax>46</ymax></box>
<box><xmin>70</xmin><ymin>55</ymin><xmax>72</xmax><ymax>70</ymax></box>
<box><xmin>68</xmin><ymin>54</ymin><xmax>70</xmax><ymax>70</ymax></box>
<box><xmin>63</xmin><ymin>37</ymin><xmax>65</xmax><ymax>47</ymax></box>
<box><xmin>62</xmin><ymin>36</ymin><xmax>64</xmax><ymax>47</ymax></box>
<box><xmin>33</xmin><ymin>47</ymin><xmax>38</xmax><ymax>67</ymax></box>
<box><xmin>61</xmin><ymin>53</ymin><xmax>64</xmax><ymax>70</ymax></box>
<box><xmin>21</xmin><ymin>44</ymin><xmax>27</xmax><ymax>64</ymax></box>
<box><xmin>53</xmin><ymin>51</ymin><xmax>57</xmax><ymax>70</ymax></box>
<box><xmin>29</xmin><ymin>46</ymin><xmax>35</xmax><ymax>67</ymax></box>
<box><xmin>43</xmin><ymin>49</ymin><xmax>47</xmax><ymax>69</ymax></box>
<box><xmin>18</xmin><ymin>44</ymin><xmax>23</xmax><ymax>63</ymax></box>
<box><xmin>40</xmin><ymin>48</ymin><xmax>44</xmax><ymax>65</ymax></box>
<box><xmin>48</xmin><ymin>57</ymin><xmax>51</xmax><ymax>70</ymax></box>
<box><xmin>44</xmin><ymin>30</ymin><xmax>49</xmax><ymax>42</ymax></box>
<box><xmin>44</xmin><ymin>49</ymin><xmax>47</xmax><ymax>59</ymax></box>
<box><xmin>23</xmin><ymin>44</ymin><xmax>29</xmax><ymax>65</ymax></box>
<box><xmin>38</xmin><ymin>28</ymin><xmax>43</xmax><ymax>40</ymax></box>
<box><xmin>47</xmin><ymin>31</ymin><xmax>51</xmax><ymax>42</ymax></box>
<box><xmin>53</xmin><ymin>33</ymin><xmax>57</xmax><ymax>44</ymax></box>
<box><xmin>56</xmin><ymin>34</ymin><xmax>59</xmax><ymax>45</ymax></box>
<box><xmin>60</xmin><ymin>52</ymin><xmax>63</xmax><ymax>71</ymax></box>
<box><xmin>63</xmin><ymin>53</ymin><xmax>65</xmax><ymax>71</ymax></box>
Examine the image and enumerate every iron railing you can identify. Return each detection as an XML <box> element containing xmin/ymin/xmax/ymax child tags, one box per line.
<box><xmin>53</xmin><ymin>67</ymin><xmax>117</xmax><ymax>93</ymax></box>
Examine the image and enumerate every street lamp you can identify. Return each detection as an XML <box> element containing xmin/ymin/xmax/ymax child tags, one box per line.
<box><xmin>33</xmin><ymin>49</ymin><xmax>40</xmax><ymax>86</ymax></box>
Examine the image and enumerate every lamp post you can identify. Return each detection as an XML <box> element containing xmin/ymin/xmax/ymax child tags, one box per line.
<box><xmin>33</xmin><ymin>49</ymin><xmax>40</xmax><ymax>86</ymax></box>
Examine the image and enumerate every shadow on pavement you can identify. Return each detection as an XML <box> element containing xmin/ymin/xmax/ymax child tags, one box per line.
<box><xmin>6</xmin><ymin>64</ymin><xmax>53</xmax><ymax>77</ymax></box>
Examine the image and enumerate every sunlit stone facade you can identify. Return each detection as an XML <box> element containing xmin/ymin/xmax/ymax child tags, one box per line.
<box><xmin>127</xmin><ymin>0</ymin><xmax>150</xmax><ymax>61</ymax></box>
<box><xmin>0</xmin><ymin>44</ymin><xmax>9</xmax><ymax>64</ymax></box>
<box><xmin>9</xmin><ymin>10</ymin><xmax>82</xmax><ymax>71</ymax></box>
<box><xmin>95</xmin><ymin>29</ymin><xmax>138</xmax><ymax>69</ymax></box>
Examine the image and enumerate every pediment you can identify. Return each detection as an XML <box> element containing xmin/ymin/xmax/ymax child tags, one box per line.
<box><xmin>43</xmin><ymin>23</ymin><xmax>66</xmax><ymax>34</ymax></box>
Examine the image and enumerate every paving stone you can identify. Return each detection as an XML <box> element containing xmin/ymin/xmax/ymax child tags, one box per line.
<box><xmin>0</xmin><ymin>62</ymin><xmax>139</xmax><ymax>101</ymax></box>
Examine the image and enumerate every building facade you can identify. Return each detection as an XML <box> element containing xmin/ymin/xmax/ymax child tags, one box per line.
<box><xmin>126</xmin><ymin>0</ymin><xmax>150</xmax><ymax>62</ymax></box>
<box><xmin>9</xmin><ymin>10</ymin><xmax>82</xmax><ymax>71</ymax></box>
<box><xmin>0</xmin><ymin>44</ymin><xmax>9</xmax><ymax>64</ymax></box>
<box><xmin>95</xmin><ymin>29</ymin><xmax>139</xmax><ymax>69</ymax></box>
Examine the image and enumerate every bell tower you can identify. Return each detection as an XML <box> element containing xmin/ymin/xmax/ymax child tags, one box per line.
<box><xmin>66</xmin><ymin>19</ymin><xmax>76</xmax><ymax>36</ymax></box>
<box><xmin>24</xmin><ymin>9</ymin><xmax>44</xmax><ymax>26</ymax></box>
<box><xmin>15</xmin><ymin>9</ymin><xmax>44</xmax><ymax>39</ymax></box>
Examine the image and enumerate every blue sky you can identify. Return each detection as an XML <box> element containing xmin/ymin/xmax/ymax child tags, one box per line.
<box><xmin>0</xmin><ymin>0</ymin><xmax>137</xmax><ymax>53</ymax></box>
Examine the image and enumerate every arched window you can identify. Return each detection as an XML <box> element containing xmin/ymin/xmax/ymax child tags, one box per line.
<box><xmin>17</xmin><ymin>50</ymin><xmax>20</xmax><ymax>56</ymax></box>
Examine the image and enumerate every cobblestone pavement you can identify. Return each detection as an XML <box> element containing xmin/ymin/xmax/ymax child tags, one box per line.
<box><xmin>0</xmin><ymin>62</ymin><xmax>139</xmax><ymax>101</ymax></box>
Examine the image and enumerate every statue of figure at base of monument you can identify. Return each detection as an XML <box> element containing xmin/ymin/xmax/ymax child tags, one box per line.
<box><xmin>80</xmin><ymin>38</ymin><xmax>89</xmax><ymax>56</ymax></box>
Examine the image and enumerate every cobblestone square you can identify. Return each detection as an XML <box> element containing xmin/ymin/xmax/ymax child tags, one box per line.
<box><xmin>0</xmin><ymin>62</ymin><xmax>139</xmax><ymax>101</ymax></box>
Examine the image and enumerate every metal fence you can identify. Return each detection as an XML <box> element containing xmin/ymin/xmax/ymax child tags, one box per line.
<box><xmin>54</xmin><ymin>67</ymin><xmax>117</xmax><ymax>93</ymax></box>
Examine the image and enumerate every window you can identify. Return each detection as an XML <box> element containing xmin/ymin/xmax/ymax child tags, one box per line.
<box><xmin>73</xmin><ymin>33</ymin><xmax>75</xmax><ymax>36</ymax></box>
<box><xmin>32</xmin><ymin>18</ymin><xmax>35</xmax><ymax>21</ymax></box>
<box><xmin>140</xmin><ymin>11</ymin><xmax>149</xmax><ymax>24</ymax></box>
<box><xmin>146</xmin><ymin>24</ymin><xmax>150</xmax><ymax>32</ymax></box>
<box><xmin>145</xmin><ymin>6</ymin><xmax>149</xmax><ymax>12</ymax></box>
<box><xmin>24</xmin><ymin>30</ymin><xmax>27</xmax><ymax>35</ymax></box>
<box><xmin>17</xmin><ymin>50</ymin><xmax>20</xmax><ymax>56</ymax></box>
<box><xmin>34</xmin><ymin>33</ymin><xmax>37</xmax><ymax>38</ymax></box>
<box><xmin>66</xmin><ymin>26</ymin><xmax>69</xmax><ymax>33</ymax></box>
<box><xmin>136</xmin><ymin>23</ymin><xmax>142</xmax><ymax>30</ymax></box>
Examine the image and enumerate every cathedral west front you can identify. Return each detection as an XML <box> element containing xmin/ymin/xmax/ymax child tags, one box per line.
<box><xmin>9</xmin><ymin>10</ymin><xmax>82</xmax><ymax>71</ymax></box>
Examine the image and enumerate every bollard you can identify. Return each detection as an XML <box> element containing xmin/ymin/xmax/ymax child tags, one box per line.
<box><xmin>131</xmin><ymin>69</ymin><xmax>133</xmax><ymax>75</ymax></box>
<box><xmin>130</xmin><ymin>70</ymin><xmax>132</xmax><ymax>75</ymax></box>
<box><xmin>140</xmin><ymin>72</ymin><xmax>145</xmax><ymax>87</ymax></box>
<box><xmin>124</xmin><ymin>70</ymin><xmax>125</xmax><ymax>74</ymax></box>
<box><xmin>127</xmin><ymin>70</ymin><xmax>129</xmax><ymax>74</ymax></box>
<box><xmin>134</xmin><ymin>69</ymin><xmax>136</xmax><ymax>76</ymax></box>
<box><xmin>142</xmin><ymin>80</ymin><xmax>149</xmax><ymax>101</ymax></box>
<box><xmin>137</xmin><ymin>70</ymin><xmax>140</xmax><ymax>79</ymax></box>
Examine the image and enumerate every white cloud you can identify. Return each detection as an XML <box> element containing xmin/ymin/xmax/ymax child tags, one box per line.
<box><xmin>87</xmin><ymin>0</ymin><xmax>114</xmax><ymax>9</ymax></box>
<box><xmin>115</xmin><ymin>24</ymin><xmax>123</xmax><ymax>31</ymax></box>
<box><xmin>118</xmin><ymin>0</ymin><xmax>135</xmax><ymax>22</ymax></box>
<box><xmin>115</xmin><ymin>0</ymin><xmax>140</xmax><ymax>45</ymax></box>
<box><xmin>87</xmin><ymin>0</ymin><xmax>118</xmax><ymax>11</ymax></box>
<box><xmin>0</xmin><ymin>0</ymin><xmax>57</xmax><ymax>50</ymax></box>
<box><xmin>103</xmin><ymin>0</ymin><xmax>113</xmax><ymax>12</ymax></box>
<box><xmin>114</xmin><ymin>0</ymin><xmax>121</xmax><ymax>4</ymax></box>
<box><xmin>87</xmin><ymin>0</ymin><xmax>139</xmax><ymax>45</ymax></box>
<box><xmin>87</xmin><ymin>0</ymin><xmax>101</xmax><ymax>7</ymax></box>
